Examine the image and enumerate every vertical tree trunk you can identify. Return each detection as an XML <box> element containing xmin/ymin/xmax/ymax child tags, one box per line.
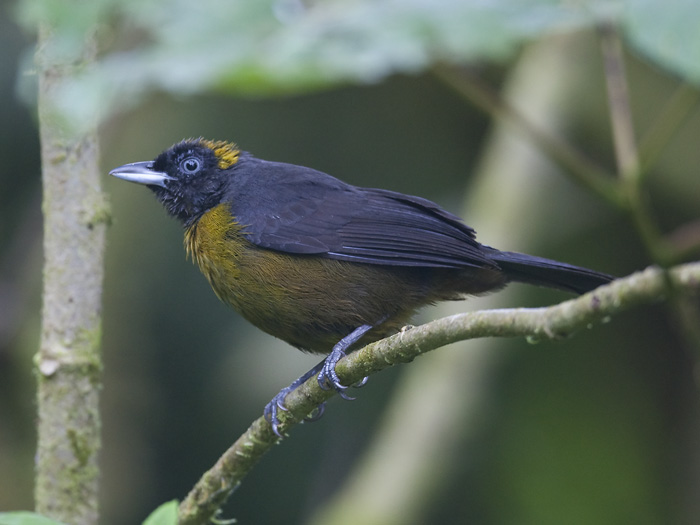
<box><xmin>34</xmin><ymin>23</ymin><xmax>106</xmax><ymax>525</ymax></box>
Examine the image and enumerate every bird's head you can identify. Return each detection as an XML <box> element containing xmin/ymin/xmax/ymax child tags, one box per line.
<box><xmin>110</xmin><ymin>138</ymin><xmax>240</xmax><ymax>225</ymax></box>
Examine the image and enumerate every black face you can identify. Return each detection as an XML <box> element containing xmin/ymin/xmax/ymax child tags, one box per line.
<box><xmin>111</xmin><ymin>140</ymin><xmax>233</xmax><ymax>225</ymax></box>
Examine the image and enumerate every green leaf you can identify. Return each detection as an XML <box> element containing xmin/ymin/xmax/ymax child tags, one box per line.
<box><xmin>14</xmin><ymin>0</ymin><xmax>700</xmax><ymax>131</ymax></box>
<box><xmin>142</xmin><ymin>500</ymin><xmax>179</xmax><ymax>525</ymax></box>
<box><xmin>0</xmin><ymin>512</ymin><xmax>66</xmax><ymax>525</ymax></box>
<box><xmin>14</xmin><ymin>0</ymin><xmax>113</xmax><ymax>63</ymax></box>
<box><xmin>624</xmin><ymin>0</ymin><xmax>700</xmax><ymax>85</ymax></box>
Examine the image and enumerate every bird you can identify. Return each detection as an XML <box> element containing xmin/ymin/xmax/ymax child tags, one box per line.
<box><xmin>110</xmin><ymin>137</ymin><xmax>613</xmax><ymax>435</ymax></box>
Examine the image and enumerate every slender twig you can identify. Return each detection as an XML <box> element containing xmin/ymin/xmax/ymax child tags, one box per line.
<box><xmin>598</xmin><ymin>23</ymin><xmax>675</xmax><ymax>265</ymax></box>
<box><xmin>667</xmin><ymin>219</ymin><xmax>700</xmax><ymax>261</ymax></box>
<box><xmin>432</xmin><ymin>65</ymin><xmax>623</xmax><ymax>207</ymax></box>
<box><xmin>638</xmin><ymin>83</ymin><xmax>700</xmax><ymax>180</ymax></box>
<box><xmin>177</xmin><ymin>262</ymin><xmax>700</xmax><ymax>525</ymax></box>
<box><xmin>599</xmin><ymin>22</ymin><xmax>640</xmax><ymax>181</ymax></box>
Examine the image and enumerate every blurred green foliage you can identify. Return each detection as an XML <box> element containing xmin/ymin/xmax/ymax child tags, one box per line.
<box><xmin>0</xmin><ymin>512</ymin><xmax>65</xmax><ymax>525</ymax></box>
<box><xmin>2</xmin><ymin>0</ymin><xmax>700</xmax><ymax>524</ymax></box>
<box><xmin>14</xmin><ymin>0</ymin><xmax>700</xmax><ymax>131</ymax></box>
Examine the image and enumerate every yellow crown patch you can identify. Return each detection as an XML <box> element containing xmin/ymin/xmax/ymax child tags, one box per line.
<box><xmin>200</xmin><ymin>139</ymin><xmax>240</xmax><ymax>170</ymax></box>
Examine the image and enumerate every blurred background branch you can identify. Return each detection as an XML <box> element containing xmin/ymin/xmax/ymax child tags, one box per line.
<box><xmin>433</xmin><ymin>65</ymin><xmax>623</xmax><ymax>206</ymax></box>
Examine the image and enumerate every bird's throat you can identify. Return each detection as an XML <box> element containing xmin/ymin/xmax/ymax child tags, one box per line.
<box><xmin>185</xmin><ymin>203</ymin><xmax>247</xmax><ymax>302</ymax></box>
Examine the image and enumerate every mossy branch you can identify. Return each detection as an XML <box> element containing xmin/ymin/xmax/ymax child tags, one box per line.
<box><xmin>177</xmin><ymin>261</ymin><xmax>700</xmax><ymax>524</ymax></box>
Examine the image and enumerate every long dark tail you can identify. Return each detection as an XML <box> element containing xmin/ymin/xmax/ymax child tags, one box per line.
<box><xmin>486</xmin><ymin>249</ymin><xmax>613</xmax><ymax>295</ymax></box>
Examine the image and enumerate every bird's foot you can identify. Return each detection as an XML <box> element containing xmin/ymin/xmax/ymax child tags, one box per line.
<box><xmin>264</xmin><ymin>360</ymin><xmax>326</xmax><ymax>437</ymax></box>
<box><xmin>317</xmin><ymin>323</ymin><xmax>374</xmax><ymax>398</ymax></box>
<box><xmin>264</xmin><ymin>323</ymin><xmax>376</xmax><ymax>437</ymax></box>
<box><xmin>264</xmin><ymin>387</ymin><xmax>293</xmax><ymax>438</ymax></box>
<box><xmin>317</xmin><ymin>347</ymin><xmax>355</xmax><ymax>399</ymax></box>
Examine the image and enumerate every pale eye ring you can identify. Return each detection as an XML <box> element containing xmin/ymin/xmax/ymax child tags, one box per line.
<box><xmin>180</xmin><ymin>156</ymin><xmax>201</xmax><ymax>175</ymax></box>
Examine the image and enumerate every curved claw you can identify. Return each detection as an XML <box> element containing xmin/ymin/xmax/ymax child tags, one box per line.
<box><xmin>317</xmin><ymin>322</ymin><xmax>376</xmax><ymax>397</ymax></box>
<box><xmin>304</xmin><ymin>403</ymin><xmax>326</xmax><ymax>422</ymax></box>
<box><xmin>264</xmin><ymin>392</ymin><xmax>290</xmax><ymax>438</ymax></box>
<box><xmin>317</xmin><ymin>354</ymin><xmax>368</xmax><ymax>401</ymax></box>
<box><xmin>353</xmin><ymin>376</ymin><xmax>370</xmax><ymax>388</ymax></box>
<box><xmin>338</xmin><ymin>390</ymin><xmax>356</xmax><ymax>401</ymax></box>
<box><xmin>317</xmin><ymin>358</ymin><xmax>347</xmax><ymax>393</ymax></box>
<box><xmin>264</xmin><ymin>359</ymin><xmax>329</xmax><ymax>438</ymax></box>
<box><xmin>265</xmin><ymin>405</ymin><xmax>283</xmax><ymax>438</ymax></box>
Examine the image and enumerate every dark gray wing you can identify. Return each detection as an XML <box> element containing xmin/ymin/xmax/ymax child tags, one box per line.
<box><xmin>228</xmin><ymin>156</ymin><xmax>497</xmax><ymax>269</ymax></box>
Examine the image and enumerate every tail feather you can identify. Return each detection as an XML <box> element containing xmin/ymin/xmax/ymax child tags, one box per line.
<box><xmin>487</xmin><ymin>249</ymin><xmax>613</xmax><ymax>295</ymax></box>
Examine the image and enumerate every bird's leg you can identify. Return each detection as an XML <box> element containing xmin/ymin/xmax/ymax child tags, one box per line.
<box><xmin>318</xmin><ymin>323</ymin><xmax>374</xmax><ymax>398</ymax></box>
<box><xmin>264</xmin><ymin>359</ymin><xmax>326</xmax><ymax>437</ymax></box>
<box><xmin>264</xmin><ymin>323</ymin><xmax>375</xmax><ymax>437</ymax></box>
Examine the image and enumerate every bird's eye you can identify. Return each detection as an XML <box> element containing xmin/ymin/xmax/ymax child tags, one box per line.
<box><xmin>180</xmin><ymin>157</ymin><xmax>201</xmax><ymax>175</ymax></box>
